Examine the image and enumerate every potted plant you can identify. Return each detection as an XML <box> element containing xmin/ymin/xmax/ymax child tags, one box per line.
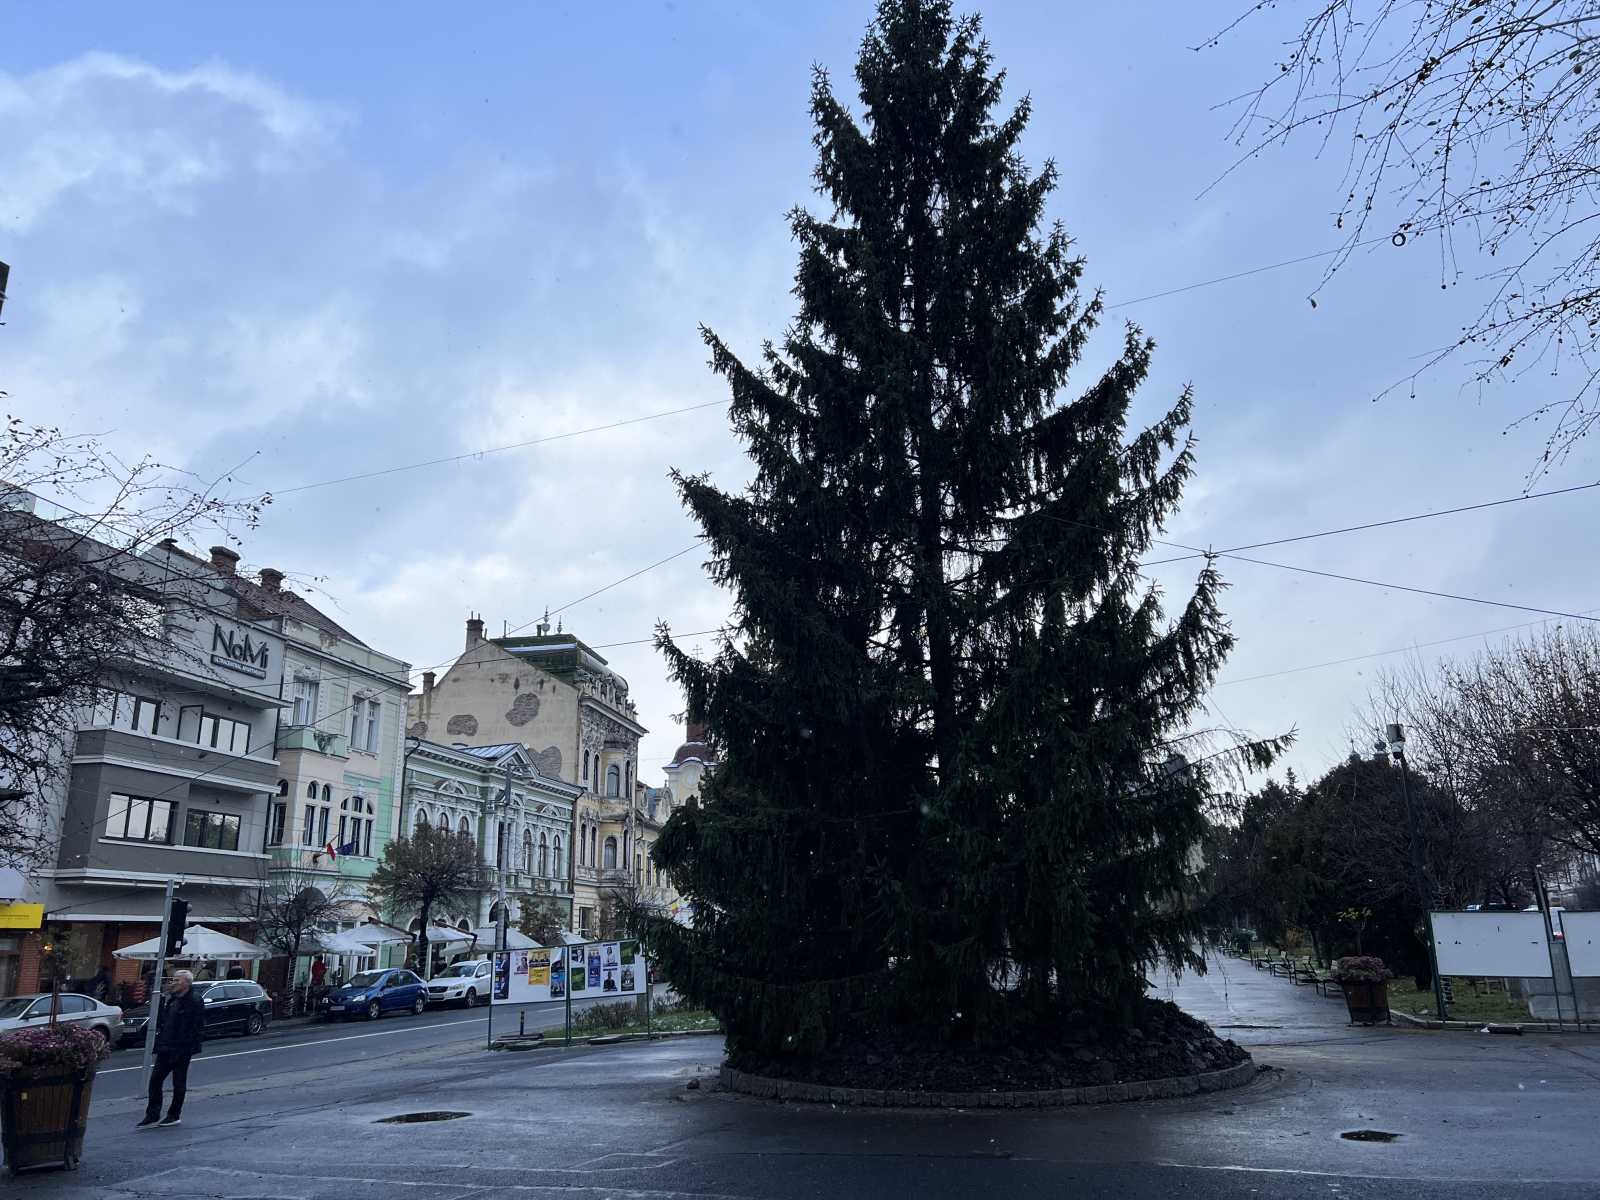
<box><xmin>0</xmin><ymin>1020</ymin><xmax>110</xmax><ymax>1174</ymax></box>
<box><xmin>1331</xmin><ymin>956</ymin><xmax>1394</xmax><ymax>1025</ymax></box>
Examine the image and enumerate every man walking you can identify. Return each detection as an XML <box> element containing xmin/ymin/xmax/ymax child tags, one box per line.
<box><xmin>138</xmin><ymin>969</ymin><xmax>205</xmax><ymax>1129</ymax></box>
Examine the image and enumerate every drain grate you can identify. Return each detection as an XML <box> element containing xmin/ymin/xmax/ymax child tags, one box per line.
<box><xmin>375</xmin><ymin>1111</ymin><xmax>471</xmax><ymax>1124</ymax></box>
<box><xmin>1340</xmin><ymin>1129</ymin><xmax>1399</xmax><ymax>1143</ymax></box>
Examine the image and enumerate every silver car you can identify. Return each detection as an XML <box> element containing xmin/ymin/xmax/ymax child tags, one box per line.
<box><xmin>0</xmin><ymin>993</ymin><xmax>124</xmax><ymax>1045</ymax></box>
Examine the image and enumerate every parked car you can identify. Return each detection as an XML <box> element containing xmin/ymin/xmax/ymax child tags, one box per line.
<box><xmin>321</xmin><ymin>968</ymin><xmax>427</xmax><ymax>1021</ymax></box>
<box><xmin>425</xmin><ymin>959</ymin><xmax>492</xmax><ymax>1008</ymax></box>
<box><xmin>0</xmin><ymin>993</ymin><xmax>123</xmax><ymax>1045</ymax></box>
<box><xmin>119</xmin><ymin>979</ymin><xmax>273</xmax><ymax>1047</ymax></box>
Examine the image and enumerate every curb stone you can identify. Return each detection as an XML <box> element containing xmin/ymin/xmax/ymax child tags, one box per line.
<box><xmin>718</xmin><ymin>1056</ymin><xmax>1256</xmax><ymax>1109</ymax></box>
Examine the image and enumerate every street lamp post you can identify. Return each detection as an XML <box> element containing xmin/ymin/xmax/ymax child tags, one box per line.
<box><xmin>1386</xmin><ymin>723</ymin><xmax>1448</xmax><ymax>1022</ymax></box>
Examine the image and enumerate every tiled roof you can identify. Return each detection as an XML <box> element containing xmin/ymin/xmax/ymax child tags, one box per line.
<box><xmin>160</xmin><ymin>545</ymin><xmax>367</xmax><ymax>646</ymax></box>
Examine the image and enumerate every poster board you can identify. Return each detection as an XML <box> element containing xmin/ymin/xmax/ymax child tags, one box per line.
<box><xmin>1563</xmin><ymin>911</ymin><xmax>1600</xmax><ymax>978</ymax></box>
<box><xmin>1431</xmin><ymin>911</ymin><xmax>1553</xmax><ymax>979</ymax></box>
<box><xmin>491</xmin><ymin>939</ymin><xmax>646</xmax><ymax>1004</ymax></box>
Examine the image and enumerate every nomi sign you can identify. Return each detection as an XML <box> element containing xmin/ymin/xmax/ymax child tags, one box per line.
<box><xmin>210</xmin><ymin>622</ymin><xmax>270</xmax><ymax>679</ymax></box>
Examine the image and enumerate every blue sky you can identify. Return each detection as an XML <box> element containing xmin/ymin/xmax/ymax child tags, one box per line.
<box><xmin>3</xmin><ymin>1</ymin><xmax>1594</xmax><ymax>780</ymax></box>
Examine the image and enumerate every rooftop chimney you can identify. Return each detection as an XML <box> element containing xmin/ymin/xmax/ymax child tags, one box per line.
<box><xmin>209</xmin><ymin>545</ymin><xmax>240</xmax><ymax>575</ymax></box>
<box><xmin>466</xmin><ymin>614</ymin><xmax>484</xmax><ymax>650</ymax></box>
<box><xmin>422</xmin><ymin>670</ymin><xmax>436</xmax><ymax>695</ymax></box>
<box><xmin>258</xmin><ymin>567</ymin><xmax>284</xmax><ymax>592</ymax></box>
<box><xmin>685</xmin><ymin>717</ymin><xmax>708</xmax><ymax>746</ymax></box>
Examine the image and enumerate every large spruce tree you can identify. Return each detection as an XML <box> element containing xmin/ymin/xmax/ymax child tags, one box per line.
<box><xmin>648</xmin><ymin>0</ymin><xmax>1277</xmax><ymax>1060</ymax></box>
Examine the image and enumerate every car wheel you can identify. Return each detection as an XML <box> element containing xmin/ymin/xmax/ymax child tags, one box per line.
<box><xmin>412</xmin><ymin>996</ymin><xmax>425</xmax><ymax>1016</ymax></box>
<box><xmin>463</xmin><ymin>989</ymin><xmax>477</xmax><ymax>1009</ymax></box>
<box><xmin>91</xmin><ymin>1026</ymin><xmax>110</xmax><ymax>1046</ymax></box>
<box><xmin>367</xmin><ymin>1000</ymin><xmax>381</xmax><ymax>1021</ymax></box>
<box><xmin>246</xmin><ymin>1012</ymin><xmax>265</xmax><ymax>1036</ymax></box>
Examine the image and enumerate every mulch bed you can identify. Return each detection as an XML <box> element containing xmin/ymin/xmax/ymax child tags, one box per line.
<box><xmin>728</xmin><ymin>999</ymin><xmax>1248</xmax><ymax>1093</ymax></box>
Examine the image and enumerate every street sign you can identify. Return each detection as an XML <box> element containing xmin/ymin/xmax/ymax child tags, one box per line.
<box><xmin>0</xmin><ymin>903</ymin><xmax>43</xmax><ymax>929</ymax></box>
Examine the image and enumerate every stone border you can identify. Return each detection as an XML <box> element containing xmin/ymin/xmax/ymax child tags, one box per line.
<box><xmin>719</xmin><ymin>1057</ymin><xmax>1256</xmax><ymax>1108</ymax></box>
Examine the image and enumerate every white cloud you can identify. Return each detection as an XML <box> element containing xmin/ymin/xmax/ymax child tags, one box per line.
<box><xmin>0</xmin><ymin>51</ymin><xmax>346</xmax><ymax>231</ymax></box>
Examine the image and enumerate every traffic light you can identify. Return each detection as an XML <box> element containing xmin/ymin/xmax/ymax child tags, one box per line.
<box><xmin>165</xmin><ymin>898</ymin><xmax>190</xmax><ymax>957</ymax></box>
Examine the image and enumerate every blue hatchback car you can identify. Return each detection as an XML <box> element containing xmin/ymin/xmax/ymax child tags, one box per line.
<box><xmin>320</xmin><ymin>968</ymin><xmax>427</xmax><ymax>1022</ymax></box>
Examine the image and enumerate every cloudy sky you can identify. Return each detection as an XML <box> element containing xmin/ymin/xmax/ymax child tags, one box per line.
<box><xmin>3</xmin><ymin>1</ymin><xmax>1595</xmax><ymax>782</ymax></box>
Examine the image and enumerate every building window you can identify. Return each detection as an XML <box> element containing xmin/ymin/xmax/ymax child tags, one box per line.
<box><xmin>184</xmin><ymin>809</ymin><xmax>242</xmax><ymax>851</ymax></box>
<box><xmin>538</xmin><ymin>832</ymin><xmax>549</xmax><ymax>876</ymax></box>
<box><xmin>552</xmin><ymin>835</ymin><xmax>563</xmax><ymax>880</ymax></box>
<box><xmin>579</xmin><ymin>906</ymin><xmax>595</xmax><ymax>938</ymax></box>
<box><xmin>458</xmin><ymin>815</ymin><xmax>470</xmax><ymax>837</ymax></box>
<box><xmin>625</xmin><ymin>762</ymin><xmax>632</xmax><ymax>796</ymax></box>
<box><xmin>178</xmin><ymin>705</ymin><xmax>251</xmax><ymax>755</ymax></box>
<box><xmin>603</xmin><ymin>836</ymin><xmax>618</xmax><ymax>870</ymax></box>
<box><xmin>606</xmin><ymin>765</ymin><xmax>620</xmax><ymax>797</ymax></box>
<box><xmin>348</xmin><ymin>697</ymin><xmax>381</xmax><ymax>753</ymax></box>
<box><xmin>123</xmin><ymin>693</ymin><xmax>162</xmax><ymax>736</ymax></box>
<box><xmin>106</xmin><ymin>793</ymin><xmax>175</xmax><ymax>844</ymax></box>
<box><xmin>291</xmin><ymin>678</ymin><xmax>319</xmax><ymax>727</ymax></box>
<box><xmin>521</xmin><ymin>828</ymin><xmax>533</xmax><ymax>873</ymax></box>
<box><xmin>340</xmin><ymin>794</ymin><xmax>376</xmax><ymax>857</ymax></box>
<box><xmin>635</xmin><ymin>852</ymin><xmax>642</xmax><ymax>884</ymax></box>
<box><xmin>582</xmin><ymin>750</ymin><xmax>589</xmax><ymax>783</ymax></box>
<box><xmin>414</xmin><ymin>808</ymin><xmax>430</xmax><ymax>833</ymax></box>
<box><xmin>268</xmin><ymin>780</ymin><xmax>288</xmax><ymax>845</ymax></box>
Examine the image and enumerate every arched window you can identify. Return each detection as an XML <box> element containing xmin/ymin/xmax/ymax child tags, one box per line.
<box><xmin>340</xmin><ymin>794</ymin><xmax>376</xmax><ymax>857</ymax></box>
<box><xmin>488</xmin><ymin>901</ymin><xmax>505</xmax><ymax>925</ymax></box>
<box><xmin>606</xmin><ymin>765</ymin><xmax>620</xmax><ymax>797</ymax></box>
<box><xmin>458</xmin><ymin>815</ymin><xmax>470</xmax><ymax>837</ymax></box>
<box><xmin>539</xmin><ymin>831</ymin><xmax>549</xmax><ymax>876</ymax></box>
<box><xmin>582</xmin><ymin>750</ymin><xmax>590</xmax><ymax>783</ymax></box>
<box><xmin>521</xmin><ymin>828</ymin><xmax>533</xmax><ymax>873</ymax></box>
<box><xmin>414</xmin><ymin>807</ymin><xmax>430</xmax><ymax>833</ymax></box>
<box><xmin>635</xmin><ymin>852</ymin><xmax>642</xmax><ymax>884</ymax></box>
<box><xmin>590</xmin><ymin>826</ymin><xmax>598</xmax><ymax>864</ymax></box>
<box><xmin>625</xmin><ymin>762</ymin><xmax>632</xmax><ymax>795</ymax></box>
<box><xmin>603</xmin><ymin>836</ymin><xmax>618</xmax><ymax>869</ymax></box>
<box><xmin>458</xmin><ymin>918</ymin><xmax>471</xmax><ymax>932</ymax></box>
<box><xmin>552</xmin><ymin>835</ymin><xmax>563</xmax><ymax>880</ymax></box>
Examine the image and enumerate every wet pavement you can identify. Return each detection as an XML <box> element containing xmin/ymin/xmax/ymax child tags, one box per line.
<box><xmin>26</xmin><ymin>952</ymin><xmax>1600</xmax><ymax>1198</ymax></box>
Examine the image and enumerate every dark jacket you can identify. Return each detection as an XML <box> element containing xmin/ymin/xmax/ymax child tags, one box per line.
<box><xmin>154</xmin><ymin>988</ymin><xmax>206</xmax><ymax>1057</ymax></box>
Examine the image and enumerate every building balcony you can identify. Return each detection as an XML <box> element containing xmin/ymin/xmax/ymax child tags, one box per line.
<box><xmin>71</xmin><ymin>727</ymin><xmax>278</xmax><ymax>794</ymax></box>
<box><xmin>277</xmin><ymin>725</ymin><xmax>350</xmax><ymax>758</ymax></box>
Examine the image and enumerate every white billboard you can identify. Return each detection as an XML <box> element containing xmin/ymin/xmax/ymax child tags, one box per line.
<box><xmin>1563</xmin><ymin>911</ymin><xmax>1600</xmax><ymax>978</ymax></box>
<box><xmin>490</xmin><ymin>939</ymin><xmax>647</xmax><ymax>1005</ymax></box>
<box><xmin>1431</xmin><ymin>911</ymin><xmax>1553</xmax><ymax>978</ymax></box>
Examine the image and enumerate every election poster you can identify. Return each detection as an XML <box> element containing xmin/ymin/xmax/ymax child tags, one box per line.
<box><xmin>492</xmin><ymin>941</ymin><xmax>648</xmax><ymax>1004</ymax></box>
<box><xmin>600</xmin><ymin>940</ymin><xmax>621</xmax><ymax>994</ymax></box>
<box><xmin>550</xmin><ymin>947</ymin><xmax>566</xmax><ymax>999</ymax></box>
<box><xmin>619</xmin><ymin>940</ymin><xmax>639</xmax><ymax>993</ymax></box>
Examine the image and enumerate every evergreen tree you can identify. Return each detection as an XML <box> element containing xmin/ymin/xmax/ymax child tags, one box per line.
<box><xmin>647</xmin><ymin>0</ymin><xmax>1280</xmax><ymax>1060</ymax></box>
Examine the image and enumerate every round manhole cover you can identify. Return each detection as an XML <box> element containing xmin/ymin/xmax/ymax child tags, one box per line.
<box><xmin>1340</xmin><ymin>1129</ymin><xmax>1399</xmax><ymax>1143</ymax></box>
<box><xmin>375</xmin><ymin>1111</ymin><xmax>471</xmax><ymax>1124</ymax></box>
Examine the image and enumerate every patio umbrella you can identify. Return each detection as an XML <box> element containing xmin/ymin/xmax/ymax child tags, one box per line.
<box><xmin>473</xmin><ymin>926</ymin><xmax>538</xmax><ymax>950</ymax></box>
<box><xmin>114</xmin><ymin>924</ymin><xmax>271</xmax><ymax>961</ymax></box>
<box><xmin>307</xmin><ymin>929</ymin><xmax>382</xmax><ymax>956</ymax></box>
<box><xmin>419</xmin><ymin>924</ymin><xmax>478</xmax><ymax>946</ymax></box>
<box><xmin>342</xmin><ymin>922</ymin><xmax>413</xmax><ymax>947</ymax></box>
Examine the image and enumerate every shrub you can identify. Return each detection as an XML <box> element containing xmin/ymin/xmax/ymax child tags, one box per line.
<box><xmin>0</xmin><ymin>1022</ymin><xmax>112</xmax><ymax>1080</ymax></box>
<box><xmin>1330</xmin><ymin>956</ymin><xmax>1394</xmax><ymax>985</ymax></box>
<box><xmin>572</xmin><ymin>1002</ymin><xmax>637</xmax><ymax>1033</ymax></box>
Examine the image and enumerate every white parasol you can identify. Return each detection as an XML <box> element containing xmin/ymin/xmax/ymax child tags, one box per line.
<box><xmin>114</xmin><ymin>924</ymin><xmax>271</xmax><ymax>961</ymax></box>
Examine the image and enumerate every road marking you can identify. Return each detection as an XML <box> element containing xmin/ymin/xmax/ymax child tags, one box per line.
<box><xmin>99</xmin><ymin>1016</ymin><xmax>488</xmax><ymax>1074</ymax></box>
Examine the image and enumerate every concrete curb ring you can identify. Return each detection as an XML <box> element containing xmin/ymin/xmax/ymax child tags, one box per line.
<box><xmin>719</xmin><ymin>1057</ymin><xmax>1257</xmax><ymax>1108</ymax></box>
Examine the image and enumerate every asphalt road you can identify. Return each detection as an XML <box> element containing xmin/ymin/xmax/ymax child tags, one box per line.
<box><xmin>29</xmin><ymin>958</ymin><xmax>1600</xmax><ymax>1199</ymax></box>
<box><xmin>92</xmin><ymin>987</ymin><xmax>662</xmax><ymax>1103</ymax></box>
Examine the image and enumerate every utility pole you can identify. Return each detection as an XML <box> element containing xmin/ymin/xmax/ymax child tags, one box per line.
<box><xmin>1386</xmin><ymin>724</ymin><xmax>1448</xmax><ymax>1022</ymax></box>
<box><xmin>142</xmin><ymin>878</ymin><xmax>177</xmax><ymax>1076</ymax></box>
<box><xmin>497</xmin><ymin>758</ymin><xmax>511</xmax><ymax>955</ymax></box>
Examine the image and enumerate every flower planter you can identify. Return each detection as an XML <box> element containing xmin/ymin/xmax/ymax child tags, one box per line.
<box><xmin>1341</xmin><ymin>981</ymin><xmax>1390</xmax><ymax>1026</ymax></box>
<box><xmin>0</xmin><ymin>1068</ymin><xmax>95</xmax><ymax>1175</ymax></box>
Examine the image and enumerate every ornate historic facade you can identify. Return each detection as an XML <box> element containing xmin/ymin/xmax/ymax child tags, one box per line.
<box><xmin>407</xmin><ymin>616</ymin><xmax>647</xmax><ymax>937</ymax></box>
